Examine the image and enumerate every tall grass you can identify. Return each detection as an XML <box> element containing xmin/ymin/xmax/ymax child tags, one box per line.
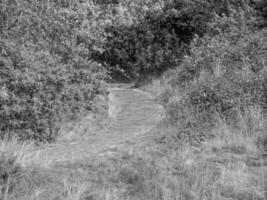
<box><xmin>0</xmin><ymin>121</ymin><xmax>265</xmax><ymax>200</ymax></box>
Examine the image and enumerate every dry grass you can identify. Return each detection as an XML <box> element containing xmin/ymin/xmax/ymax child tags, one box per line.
<box><xmin>0</xmin><ymin>83</ymin><xmax>266</xmax><ymax>200</ymax></box>
<box><xmin>1</xmin><ymin>115</ymin><xmax>265</xmax><ymax>200</ymax></box>
<box><xmin>1</xmin><ymin>82</ymin><xmax>266</xmax><ymax>199</ymax></box>
<box><xmin>0</xmin><ymin>137</ymin><xmax>36</xmax><ymax>168</ymax></box>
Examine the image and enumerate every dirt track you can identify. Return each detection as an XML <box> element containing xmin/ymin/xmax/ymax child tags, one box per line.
<box><xmin>30</xmin><ymin>84</ymin><xmax>164</xmax><ymax>166</ymax></box>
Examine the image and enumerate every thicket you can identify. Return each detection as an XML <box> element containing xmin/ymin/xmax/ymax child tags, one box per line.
<box><xmin>157</xmin><ymin>2</ymin><xmax>266</xmax><ymax>143</ymax></box>
<box><xmin>93</xmin><ymin>0</ymin><xmax>260</xmax><ymax>82</ymax></box>
<box><xmin>0</xmin><ymin>1</ymin><xmax>109</xmax><ymax>142</ymax></box>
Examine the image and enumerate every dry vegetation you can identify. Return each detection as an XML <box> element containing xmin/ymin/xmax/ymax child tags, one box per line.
<box><xmin>0</xmin><ymin>0</ymin><xmax>266</xmax><ymax>199</ymax></box>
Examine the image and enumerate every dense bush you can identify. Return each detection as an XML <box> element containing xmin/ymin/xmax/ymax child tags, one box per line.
<box><xmin>93</xmin><ymin>0</ymin><xmax>209</xmax><ymax>81</ymax></box>
<box><xmin>0</xmin><ymin>1</ymin><xmax>108</xmax><ymax>142</ymax></box>
<box><xmin>93</xmin><ymin>0</ymin><xmax>258</xmax><ymax>82</ymax></box>
<box><xmin>159</xmin><ymin>7</ymin><xmax>266</xmax><ymax>141</ymax></box>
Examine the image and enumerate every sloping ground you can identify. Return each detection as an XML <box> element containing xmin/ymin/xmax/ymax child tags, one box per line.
<box><xmin>29</xmin><ymin>84</ymin><xmax>165</xmax><ymax>166</ymax></box>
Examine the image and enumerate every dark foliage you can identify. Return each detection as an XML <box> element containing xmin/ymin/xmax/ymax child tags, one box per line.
<box><xmin>93</xmin><ymin>0</ymin><xmax>255</xmax><ymax>82</ymax></box>
<box><xmin>93</xmin><ymin>0</ymin><xmax>212</xmax><ymax>81</ymax></box>
<box><xmin>92</xmin><ymin>0</ymin><xmax>119</xmax><ymax>5</ymax></box>
<box><xmin>251</xmin><ymin>0</ymin><xmax>267</xmax><ymax>27</ymax></box>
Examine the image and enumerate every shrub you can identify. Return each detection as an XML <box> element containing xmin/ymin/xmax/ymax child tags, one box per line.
<box><xmin>0</xmin><ymin>1</ymin><xmax>107</xmax><ymax>142</ymax></box>
<box><xmin>160</xmin><ymin>8</ymin><xmax>266</xmax><ymax>141</ymax></box>
<box><xmin>94</xmin><ymin>2</ymin><xmax>205</xmax><ymax>81</ymax></box>
<box><xmin>94</xmin><ymin>0</ymin><xmax>254</xmax><ymax>82</ymax></box>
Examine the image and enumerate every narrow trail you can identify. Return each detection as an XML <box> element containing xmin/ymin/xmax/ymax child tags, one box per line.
<box><xmin>32</xmin><ymin>84</ymin><xmax>164</xmax><ymax>166</ymax></box>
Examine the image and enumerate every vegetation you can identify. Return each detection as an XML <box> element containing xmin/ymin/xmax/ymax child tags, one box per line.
<box><xmin>0</xmin><ymin>0</ymin><xmax>108</xmax><ymax>142</ymax></box>
<box><xmin>0</xmin><ymin>0</ymin><xmax>266</xmax><ymax>199</ymax></box>
<box><xmin>148</xmin><ymin>1</ymin><xmax>266</xmax><ymax>143</ymax></box>
<box><xmin>93</xmin><ymin>0</ymin><xmax>265</xmax><ymax>82</ymax></box>
<box><xmin>141</xmin><ymin>1</ymin><xmax>266</xmax><ymax>199</ymax></box>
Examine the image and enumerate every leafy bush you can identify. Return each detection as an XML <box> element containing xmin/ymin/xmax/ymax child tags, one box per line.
<box><xmin>160</xmin><ymin>7</ymin><xmax>266</xmax><ymax>141</ymax></box>
<box><xmin>0</xmin><ymin>1</ymin><xmax>107</xmax><ymax>142</ymax></box>
<box><xmin>94</xmin><ymin>0</ymin><xmax>255</xmax><ymax>82</ymax></box>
